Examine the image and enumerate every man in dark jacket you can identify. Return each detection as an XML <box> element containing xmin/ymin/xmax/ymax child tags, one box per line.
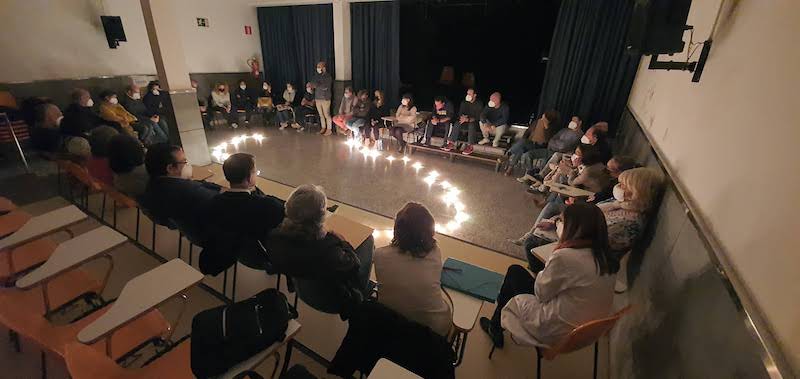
<box><xmin>119</xmin><ymin>84</ymin><xmax>148</xmax><ymax>120</ymax></box>
<box><xmin>141</xmin><ymin>143</ymin><xmax>221</xmax><ymax>242</ymax></box>
<box><xmin>200</xmin><ymin>153</ymin><xmax>285</xmax><ymax>274</ymax></box>
<box><xmin>422</xmin><ymin>96</ymin><xmax>455</xmax><ymax>147</ymax></box>
<box><xmin>478</xmin><ymin>91</ymin><xmax>511</xmax><ymax>148</ymax></box>
<box><xmin>445</xmin><ymin>88</ymin><xmax>483</xmax><ymax>154</ymax></box>
<box><xmin>311</xmin><ymin>61</ymin><xmax>334</xmax><ymax>135</ymax></box>
<box><xmin>60</xmin><ymin>88</ymin><xmax>106</xmax><ymax>137</ymax></box>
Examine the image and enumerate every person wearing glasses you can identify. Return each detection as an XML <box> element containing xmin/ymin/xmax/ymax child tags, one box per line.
<box><xmin>141</xmin><ymin>143</ymin><xmax>222</xmax><ymax>242</ymax></box>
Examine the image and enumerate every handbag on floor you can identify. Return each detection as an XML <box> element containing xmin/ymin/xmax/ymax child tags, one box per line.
<box><xmin>191</xmin><ymin>288</ymin><xmax>291</xmax><ymax>378</ymax></box>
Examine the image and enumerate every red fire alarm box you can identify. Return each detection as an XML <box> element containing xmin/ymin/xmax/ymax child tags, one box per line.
<box><xmin>244</xmin><ymin>25</ymin><xmax>252</xmax><ymax>35</ymax></box>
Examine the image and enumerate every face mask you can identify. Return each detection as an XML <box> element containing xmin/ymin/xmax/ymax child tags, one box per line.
<box><xmin>240</xmin><ymin>85</ymin><xmax>246</xmax><ymax>90</ymax></box>
<box><xmin>56</xmin><ymin>116</ymin><xmax>64</xmax><ymax>126</ymax></box>
<box><xmin>152</xmin><ymin>89</ymin><xmax>160</xmax><ymax>96</ymax></box>
<box><xmin>580</xmin><ymin>135</ymin><xmax>591</xmax><ymax>144</ymax></box>
<box><xmin>306</xmin><ymin>88</ymin><xmax>313</xmax><ymax>93</ymax></box>
<box><xmin>263</xmin><ymin>84</ymin><xmax>269</xmax><ymax>90</ymax></box>
<box><xmin>568</xmin><ymin>121</ymin><xmax>578</xmax><ymax>130</ymax></box>
<box><xmin>109</xmin><ymin>97</ymin><xmax>118</xmax><ymax>105</ymax></box>
<box><xmin>344</xmin><ymin>93</ymin><xmax>351</xmax><ymax>98</ymax></box>
<box><xmin>571</xmin><ymin>154</ymin><xmax>581</xmax><ymax>167</ymax></box>
<box><xmin>180</xmin><ymin>163</ymin><xmax>193</xmax><ymax>179</ymax></box>
<box><xmin>132</xmin><ymin>92</ymin><xmax>141</xmax><ymax>100</ymax></box>
<box><xmin>401</xmin><ymin>99</ymin><xmax>409</xmax><ymax>106</ymax></box>
<box><xmin>317</xmin><ymin>68</ymin><xmax>323</xmax><ymax>74</ymax></box>
<box><xmin>465</xmin><ymin>95</ymin><xmax>473</xmax><ymax>102</ymax></box>
<box><xmin>85</xmin><ymin>99</ymin><xmax>94</xmax><ymax>107</ymax></box>
<box><xmin>556</xmin><ymin>220</ymin><xmax>564</xmax><ymax>239</ymax></box>
<box><xmin>488</xmin><ymin>100</ymin><xmax>496</xmax><ymax>108</ymax></box>
<box><xmin>613</xmin><ymin>184</ymin><xmax>626</xmax><ymax>202</ymax></box>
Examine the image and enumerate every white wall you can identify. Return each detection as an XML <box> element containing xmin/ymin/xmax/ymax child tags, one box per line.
<box><xmin>628</xmin><ymin>0</ymin><xmax>800</xmax><ymax>370</ymax></box>
<box><xmin>0</xmin><ymin>0</ymin><xmax>156</xmax><ymax>82</ymax></box>
<box><xmin>174</xmin><ymin>0</ymin><xmax>261</xmax><ymax>73</ymax></box>
<box><xmin>0</xmin><ymin>0</ymin><xmax>261</xmax><ymax>83</ymax></box>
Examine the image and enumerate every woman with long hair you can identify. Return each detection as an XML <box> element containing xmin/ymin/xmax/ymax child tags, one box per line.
<box><xmin>480</xmin><ymin>203</ymin><xmax>618</xmax><ymax>349</ymax></box>
<box><xmin>390</xmin><ymin>93</ymin><xmax>418</xmax><ymax>153</ymax></box>
<box><xmin>374</xmin><ymin>203</ymin><xmax>452</xmax><ymax>336</ymax></box>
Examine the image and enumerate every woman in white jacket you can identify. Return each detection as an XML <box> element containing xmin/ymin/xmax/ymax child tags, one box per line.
<box><xmin>479</xmin><ymin>203</ymin><xmax>618</xmax><ymax>349</ymax></box>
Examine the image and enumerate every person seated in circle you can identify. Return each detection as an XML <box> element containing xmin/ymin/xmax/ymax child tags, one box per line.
<box><xmin>333</xmin><ymin>86</ymin><xmax>356</xmax><ymax>133</ymax></box>
<box><xmin>268</xmin><ymin>185</ymin><xmax>374</xmax><ymax>315</ymax></box>
<box><xmin>480</xmin><ymin>203</ymin><xmax>618</xmax><ymax>350</ymax></box>
<box><xmin>389</xmin><ymin>93</ymin><xmax>418</xmax><ymax>153</ymax></box>
<box><xmin>345</xmin><ymin>90</ymin><xmax>373</xmax><ymax>144</ymax></box>
<box><xmin>373</xmin><ymin>202</ymin><xmax>452</xmax><ymax>337</ymax></box>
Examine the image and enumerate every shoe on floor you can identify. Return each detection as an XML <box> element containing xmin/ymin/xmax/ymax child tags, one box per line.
<box><xmin>462</xmin><ymin>145</ymin><xmax>474</xmax><ymax>155</ymax></box>
<box><xmin>279</xmin><ymin>125</ymin><xmax>287</xmax><ymax>130</ymax></box>
<box><xmin>478</xmin><ymin>138</ymin><xmax>490</xmax><ymax>145</ymax></box>
<box><xmin>442</xmin><ymin>142</ymin><xmax>454</xmax><ymax>152</ymax></box>
<box><xmin>231</xmin><ymin>123</ymin><xmax>238</xmax><ymax>129</ymax></box>
<box><xmin>291</xmin><ymin>123</ymin><xmax>301</xmax><ymax>129</ymax></box>
<box><xmin>298</xmin><ymin>127</ymin><xmax>305</xmax><ymax>132</ymax></box>
<box><xmin>323</xmin><ymin>130</ymin><xmax>332</xmax><ymax>136</ymax></box>
<box><xmin>508</xmin><ymin>237</ymin><xmax>525</xmax><ymax>246</ymax></box>
<box><xmin>479</xmin><ymin>317</ymin><xmax>504</xmax><ymax>348</ymax></box>
<box><xmin>517</xmin><ymin>174</ymin><xmax>534</xmax><ymax>184</ymax></box>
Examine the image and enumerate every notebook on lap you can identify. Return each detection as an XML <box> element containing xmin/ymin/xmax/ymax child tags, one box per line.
<box><xmin>441</xmin><ymin>258</ymin><xmax>503</xmax><ymax>303</ymax></box>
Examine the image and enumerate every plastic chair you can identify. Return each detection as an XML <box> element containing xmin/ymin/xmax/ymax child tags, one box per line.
<box><xmin>65</xmin><ymin>339</ymin><xmax>193</xmax><ymax>379</ymax></box>
<box><xmin>0</xmin><ymin>292</ymin><xmax>171</xmax><ymax>378</ymax></box>
<box><xmin>62</xmin><ymin>161</ymin><xmax>103</xmax><ymax>210</ymax></box>
<box><xmin>489</xmin><ymin>305</ymin><xmax>632</xmax><ymax>379</ymax></box>
<box><xmin>98</xmin><ymin>183</ymin><xmax>142</xmax><ymax>240</ymax></box>
<box><xmin>0</xmin><ymin>237</ymin><xmax>58</xmax><ymax>284</ymax></box>
<box><xmin>0</xmin><ymin>210</ymin><xmax>31</xmax><ymax>238</ymax></box>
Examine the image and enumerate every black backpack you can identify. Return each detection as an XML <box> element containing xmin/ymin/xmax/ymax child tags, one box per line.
<box><xmin>191</xmin><ymin>288</ymin><xmax>291</xmax><ymax>378</ymax></box>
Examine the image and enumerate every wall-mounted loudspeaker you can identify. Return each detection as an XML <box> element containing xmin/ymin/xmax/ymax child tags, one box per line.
<box><xmin>101</xmin><ymin>16</ymin><xmax>127</xmax><ymax>49</ymax></box>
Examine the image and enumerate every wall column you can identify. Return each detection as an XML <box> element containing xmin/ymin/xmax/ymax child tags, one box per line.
<box><xmin>332</xmin><ymin>0</ymin><xmax>352</xmax><ymax>81</ymax></box>
<box><xmin>140</xmin><ymin>0</ymin><xmax>210</xmax><ymax>165</ymax></box>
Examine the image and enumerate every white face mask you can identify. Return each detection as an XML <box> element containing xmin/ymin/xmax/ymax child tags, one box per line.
<box><xmin>263</xmin><ymin>84</ymin><xmax>269</xmax><ymax>90</ymax></box>
<box><xmin>306</xmin><ymin>87</ymin><xmax>313</xmax><ymax>93</ymax></box>
<box><xmin>152</xmin><ymin>89</ymin><xmax>160</xmax><ymax>96</ymax></box>
<box><xmin>401</xmin><ymin>99</ymin><xmax>409</xmax><ymax>106</ymax></box>
<box><xmin>240</xmin><ymin>85</ymin><xmax>247</xmax><ymax>90</ymax></box>
<box><xmin>556</xmin><ymin>220</ymin><xmax>564</xmax><ymax>239</ymax></box>
<box><xmin>109</xmin><ymin>97</ymin><xmax>118</xmax><ymax>105</ymax></box>
<box><xmin>580</xmin><ymin>135</ymin><xmax>591</xmax><ymax>144</ymax></box>
<box><xmin>132</xmin><ymin>92</ymin><xmax>141</xmax><ymax>100</ymax></box>
<box><xmin>85</xmin><ymin>98</ymin><xmax>94</xmax><ymax>107</ymax></box>
<box><xmin>465</xmin><ymin>95</ymin><xmax>473</xmax><ymax>102</ymax></box>
<box><xmin>317</xmin><ymin>68</ymin><xmax>323</xmax><ymax>74</ymax></box>
<box><xmin>613</xmin><ymin>184</ymin><xmax>626</xmax><ymax>202</ymax></box>
<box><xmin>56</xmin><ymin>115</ymin><xmax>64</xmax><ymax>126</ymax></box>
<box><xmin>568</xmin><ymin>121</ymin><xmax>578</xmax><ymax>130</ymax></box>
<box><xmin>488</xmin><ymin>100</ymin><xmax>496</xmax><ymax>108</ymax></box>
<box><xmin>180</xmin><ymin>163</ymin><xmax>193</xmax><ymax>179</ymax></box>
<box><xmin>344</xmin><ymin>93</ymin><xmax>352</xmax><ymax>98</ymax></box>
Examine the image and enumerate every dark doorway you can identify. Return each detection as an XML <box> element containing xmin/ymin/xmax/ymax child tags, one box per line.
<box><xmin>399</xmin><ymin>0</ymin><xmax>560</xmax><ymax>123</ymax></box>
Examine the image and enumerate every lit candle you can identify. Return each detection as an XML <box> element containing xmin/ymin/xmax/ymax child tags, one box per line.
<box><xmin>386</xmin><ymin>156</ymin><xmax>396</xmax><ymax>163</ymax></box>
<box><xmin>401</xmin><ymin>156</ymin><xmax>411</xmax><ymax>163</ymax></box>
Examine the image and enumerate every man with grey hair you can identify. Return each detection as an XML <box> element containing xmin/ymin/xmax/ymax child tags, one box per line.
<box><xmin>268</xmin><ymin>184</ymin><xmax>374</xmax><ymax>314</ymax></box>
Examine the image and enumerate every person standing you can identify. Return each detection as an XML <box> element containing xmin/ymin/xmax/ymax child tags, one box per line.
<box><xmin>312</xmin><ymin>61</ymin><xmax>334</xmax><ymax>135</ymax></box>
<box><xmin>479</xmin><ymin>92</ymin><xmax>510</xmax><ymax>148</ymax></box>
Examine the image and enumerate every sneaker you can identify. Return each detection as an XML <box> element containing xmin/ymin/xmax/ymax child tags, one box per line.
<box><xmin>279</xmin><ymin>124</ymin><xmax>287</xmax><ymax>130</ymax></box>
<box><xmin>479</xmin><ymin>317</ymin><xmax>504</xmax><ymax>348</ymax></box>
<box><xmin>461</xmin><ymin>145</ymin><xmax>474</xmax><ymax>155</ymax></box>
<box><xmin>298</xmin><ymin>127</ymin><xmax>305</xmax><ymax>132</ymax></box>
<box><xmin>516</xmin><ymin>174</ymin><xmax>534</xmax><ymax>184</ymax></box>
<box><xmin>492</xmin><ymin>141</ymin><xmax>500</xmax><ymax>148</ymax></box>
<box><xmin>291</xmin><ymin>123</ymin><xmax>301</xmax><ymax>129</ymax></box>
<box><xmin>231</xmin><ymin>123</ymin><xmax>239</xmax><ymax>129</ymax></box>
<box><xmin>478</xmin><ymin>138</ymin><xmax>490</xmax><ymax>145</ymax></box>
<box><xmin>508</xmin><ymin>236</ymin><xmax>527</xmax><ymax>246</ymax></box>
<box><xmin>319</xmin><ymin>128</ymin><xmax>327</xmax><ymax>135</ymax></box>
<box><xmin>323</xmin><ymin>130</ymin><xmax>332</xmax><ymax>136</ymax></box>
<box><xmin>442</xmin><ymin>142</ymin><xmax>454</xmax><ymax>152</ymax></box>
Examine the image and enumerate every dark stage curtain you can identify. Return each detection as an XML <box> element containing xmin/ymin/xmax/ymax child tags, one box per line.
<box><xmin>351</xmin><ymin>1</ymin><xmax>401</xmax><ymax>106</ymax></box>
<box><xmin>537</xmin><ymin>0</ymin><xmax>640</xmax><ymax>132</ymax></box>
<box><xmin>258</xmin><ymin>5</ymin><xmax>335</xmax><ymax>90</ymax></box>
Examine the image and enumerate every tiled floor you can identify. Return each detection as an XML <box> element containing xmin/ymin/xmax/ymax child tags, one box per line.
<box><xmin>0</xmin><ymin>161</ymin><xmax>614</xmax><ymax>379</ymax></box>
<box><xmin>205</xmin><ymin>126</ymin><xmax>542</xmax><ymax>259</ymax></box>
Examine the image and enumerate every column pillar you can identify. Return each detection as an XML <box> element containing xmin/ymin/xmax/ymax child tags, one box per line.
<box><xmin>332</xmin><ymin>0</ymin><xmax>352</xmax><ymax>114</ymax></box>
<box><xmin>140</xmin><ymin>0</ymin><xmax>210</xmax><ymax>165</ymax></box>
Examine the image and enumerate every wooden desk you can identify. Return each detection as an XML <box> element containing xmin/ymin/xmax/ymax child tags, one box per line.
<box><xmin>325</xmin><ymin>214</ymin><xmax>374</xmax><ymax>248</ymax></box>
<box><xmin>0</xmin><ymin>211</ymin><xmax>29</xmax><ymax>239</ymax></box>
<box><xmin>0</xmin><ymin>205</ymin><xmax>86</xmax><ymax>251</ymax></box>
<box><xmin>544</xmin><ymin>181</ymin><xmax>594</xmax><ymax>198</ymax></box>
<box><xmin>16</xmin><ymin>226</ymin><xmax>127</xmax><ymax>289</ymax></box>
<box><xmin>219</xmin><ymin>320</ymin><xmax>302</xmax><ymax>379</ymax></box>
<box><xmin>369</xmin><ymin>359</ymin><xmax>422</xmax><ymax>379</ymax></box>
<box><xmin>77</xmin><ymin>259</ymin><xmax>203</xmax><ymax>344</ymax></box>
<box><xmin>446</xmin><ymin>288</ymin><xmax>483</xmax><ymax>332</ymax></box>
<box><xmin>192</xmin><ymin>165</ymin><xmax>214</xmax><ymax>181</ymax></box>
<box><xmin>532</xmin><ymin>242</ymin><xmax>558</xmax><ymax>263</ymax></box>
